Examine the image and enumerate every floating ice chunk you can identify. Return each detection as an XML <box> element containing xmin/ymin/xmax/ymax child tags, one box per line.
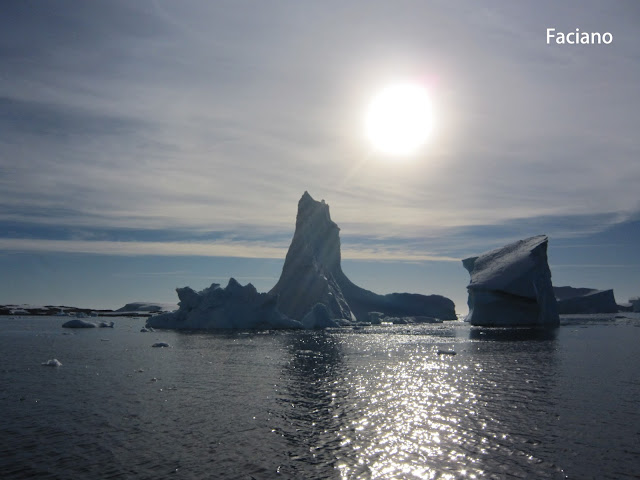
<box><xmin>140</xmin><ymin>327</ymin><xmax>155</xmax><ymax>332</ymax></box>
<box><xmin>62</xmin><ymin>319</ymin><xmax>114</xmax><ymax>328</ymax></box>
<box><xmin>42</xmin><ymin>359</ymin><xmax>62</xmax><ymax>367</ymax></box>
<box><xmin>152</xmin><ymin>342</ymin><xmax>170</xmax><ymax>348</ymax></box>
<box><xmin>62</xmin><ymin>319</ymin><xmax>97</xmax><ymax>328</ymax></box>
<box><xmin>463</xmin><ymin>235</ymin><xmax>559</xmax><ymax>327</ymax></box>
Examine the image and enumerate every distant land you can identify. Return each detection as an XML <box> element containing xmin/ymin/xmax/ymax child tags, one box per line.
<box><xmin>0</xmin><ymin>302</ymin><xmax>177</xmax><ymax>317</ymax></box>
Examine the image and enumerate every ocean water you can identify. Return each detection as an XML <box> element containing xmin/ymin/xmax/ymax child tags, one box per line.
<box><xmin>1</xmin><ymin>315</ymin><xmax>639</xmax><ymax>479</ymax></box>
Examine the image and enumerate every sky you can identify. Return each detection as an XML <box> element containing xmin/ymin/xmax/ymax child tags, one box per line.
<box><xmin>1</xmin><ymin>0</ymin><xmax>639</xmax><ymax>312</ymax></box>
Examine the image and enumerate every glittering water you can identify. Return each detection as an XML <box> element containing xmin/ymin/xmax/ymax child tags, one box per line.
<box><xmin>1</xmin><ymin>315</ymin><xmax>639</xmax><ymax>479</ymax></box>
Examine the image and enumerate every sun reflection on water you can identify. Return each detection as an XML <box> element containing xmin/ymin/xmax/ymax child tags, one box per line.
<box><xmin>335</xmin><ymin>341</ymin><xmax>486</xmax><ymax>480</ymax></box>
<box><xmin>279</xmin><ymin>326</ymin><xmax>564</xmax><ymax>479</ymax></box>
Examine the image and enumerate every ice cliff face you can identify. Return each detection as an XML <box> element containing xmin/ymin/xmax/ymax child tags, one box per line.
<box><xmin>463</xmin><ymin>235</ymin><xmax>559</xmax><ymax>327</ymax></box>
<box><xmin>270</xmin><ymin>191</ymin><xmax>457</xmax><ymax>321</ymax></box>
<box><xmin>146</xmin><ymin>278</ymin><xmax>302</xmax><ymax>330</ymax></box>
<box><xmin>553</xmin><ymin>286</ymin><xmax>618</xmax><ymax>314</ymax></box>
<box><xmin>269</xmin><ymin>192</ymin><xmax>355</xmax><ymax>321</ymax></box>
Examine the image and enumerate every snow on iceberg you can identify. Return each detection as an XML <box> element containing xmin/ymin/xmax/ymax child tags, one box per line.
<box><xmin>146</xmin><ymin>278</ymin><xmax>302</xmax><ymax>330</ymax></box>
<box><xmin>553</xmin><ymin>286</ymin><xmax>618</xmax><ymax>314</ymax></box>
<box><xmin>463</xmin><ymin>235</ymin><xmax>559</xmax><ymax>327</ymax></box>
<box><xmin>269</xmin><ymin>191</ymin><xmax>457</xmax><ymax>322</ymax></box>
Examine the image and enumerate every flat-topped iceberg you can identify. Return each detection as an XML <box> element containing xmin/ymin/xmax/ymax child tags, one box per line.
<box><xmin>146</xmin><ymin>278</ymin><xmax>302</xmax><ymax>330</ymax></box>
<box><xmin>463</xmin><ymin>235</ymin><xmax>559</xmax><ymax>327</ymax></box>
<box><xmin>553</xmin><ymin>286</ymin><xmax>618</xmax><ymax>314</ymax></box>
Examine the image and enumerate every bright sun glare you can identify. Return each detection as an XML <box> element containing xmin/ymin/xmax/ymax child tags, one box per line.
<box><xmin>365</xmin><ymin>82</ymin><xmax>433</xmax><ymax>156</ymax></box>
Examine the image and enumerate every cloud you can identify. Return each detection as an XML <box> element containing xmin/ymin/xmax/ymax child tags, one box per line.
<box><xmin>0</xmin><ymin>238</ymin><xmax>286</xmax><ymax>259</ymax></box>
<box><xmin>1</xmin><ymin>1</ymin><xmax>639</xmax><ymax>252</ymax></box>
<box><xmin>0</xmin><ymin>237</ymin><xmax>462</xmax><ymax>262</ymax></box>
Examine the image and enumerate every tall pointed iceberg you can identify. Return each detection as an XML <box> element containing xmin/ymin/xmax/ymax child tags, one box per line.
<box><xmin>270</xmin><ymin>192</ymin><xmax>457</xmax><ymax>321</ymax></box>
<box><xmin>146</xmin><ymin>191</ymin><xmax>456</xmax><ymax>330</ymax></box>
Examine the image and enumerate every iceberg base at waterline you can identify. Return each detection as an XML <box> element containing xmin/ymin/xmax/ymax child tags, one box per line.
<box><xmin>146</xmin><ymin>279</ymin><xmax>302</xmax><ymax>330</ymax></box>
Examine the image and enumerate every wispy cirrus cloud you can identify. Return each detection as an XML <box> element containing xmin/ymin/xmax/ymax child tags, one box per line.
<box><xmin>0</xmin><ymin>237</ymin><xmax>461</xmax><ymax>262</ymax></box>
<box><xmin>1</xmin><ymin>1</ymin><xmax>639</xmax><ymax>258</ymax></box>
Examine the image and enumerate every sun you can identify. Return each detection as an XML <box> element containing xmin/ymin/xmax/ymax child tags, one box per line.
<box><xmin>365</xmin><ymin>82</ymin><xmax>433</xmax><ymax>156</ymax></box>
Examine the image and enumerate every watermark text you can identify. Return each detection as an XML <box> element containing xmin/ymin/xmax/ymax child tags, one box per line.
<box><xmin>546</xmin><ymin>28</ymin><xmax>612</xmax><ymax>45</ymax></box>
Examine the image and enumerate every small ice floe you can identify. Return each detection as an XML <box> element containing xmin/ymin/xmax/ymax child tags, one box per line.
<box><xmin>437</xmin><ymin>349</ymin><xmax>457</xmax><ymax>356</ymax></box>
<box><xmin>62</xmin><ymin>319</ymin><xmax>114</xmax><ymax>328</ymax></box>
<box><xmin>152</xmin><ymin>342</ymin><xmax>170</xmax><ymax>348</ymax></box>
<box><xmin>42</xmin><ymin>359</ymin><xmax>62</xmax><ymax>367</ymax></box>
<box><xmin>62</xmin><ymin>319</ymin><xmax>97</xmax><ymax>328</ymax></box>
<box><xmin>140</xmin><ymin>327</ymin><xmax>155</xmax><ymax>332</ymax></box>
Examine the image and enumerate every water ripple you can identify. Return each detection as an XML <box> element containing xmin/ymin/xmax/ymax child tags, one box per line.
<box><xmin>1</xmin><ymin>316</ymin><xmax>639</xmax><ymax>478</ymax></box>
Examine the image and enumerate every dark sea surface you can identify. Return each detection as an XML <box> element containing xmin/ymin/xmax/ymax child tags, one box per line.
<box><xmin>1</xmin><ymin>314</ymin><xmax>639</xmax><ymax>479</ymax></box>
